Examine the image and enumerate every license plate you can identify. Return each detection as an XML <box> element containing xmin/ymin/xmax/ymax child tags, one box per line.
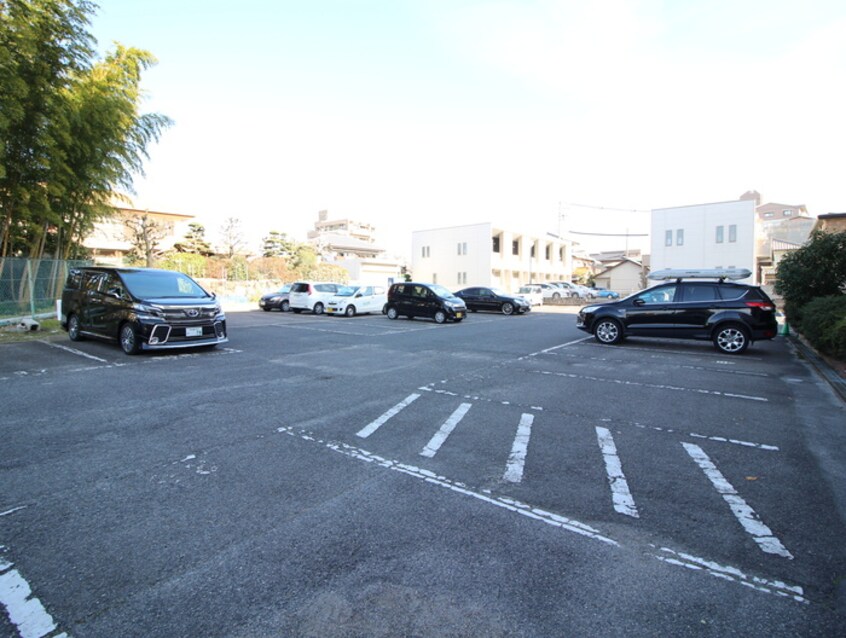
<box><xmin>186</xmin><ymin>327</ymin><xmax>202</xmax><ymax>337</ymax></box>
<box><xmin>455</xmin><ymin>312</ymin><xmax>464</xmax><ymax>319</ymax></box>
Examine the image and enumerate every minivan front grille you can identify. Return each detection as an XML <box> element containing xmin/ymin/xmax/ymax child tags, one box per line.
<box><xmin>160</xmin><ymin>307</ymin><xmax>216</xmax><ymax>321</ymax></box>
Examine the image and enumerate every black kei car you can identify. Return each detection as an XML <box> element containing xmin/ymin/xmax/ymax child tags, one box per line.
<box><xmin>385</xmin><ymin>282</ymin><xmax>466</xmax><ymax>324</ymax></box>
<box><xmin>576</xmin><ymin>268</ymin><xmax>778</xmax><ymax>354</ymax></box>
<box><xmin>61</xmin><ymin>267</ymin><xmax>228</xmax><ymax>355</ymax></box>
<box><xmin>454</xmin><ymin>286</ymin><xmax>531</xmax><ymax>315</ymax></box>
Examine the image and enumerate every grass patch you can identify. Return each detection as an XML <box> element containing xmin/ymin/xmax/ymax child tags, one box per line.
<box><xmin>0</xmin><ymin>318</ymin><xmax>64</xmax><ymax>344</ymax></box>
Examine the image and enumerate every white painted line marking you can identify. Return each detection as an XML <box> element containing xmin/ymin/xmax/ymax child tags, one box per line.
<box><xmin>356</xmin><ymin>393</ymin><xmax>421</xmax><ymax>438</ymax></box>
<box><xmin>682</xmin><ymin>442</ymin><xmax>793</xmax><ymax>559</ymax></box>
<box><xmin>653</xmin><ymin>547</ymin><xmax>806</xmax><ymax>603</ymax></box>
<box><xmin>596</xmin><ymin>426</ymin><xmax>639</xmax><ymax>518</ymax></box>
<box><xmin>279</xmin><ymin>426</ymin><xmax>618</xmax><ymax>546</ymax></box>
<box><xmin>0</xmin><ymin>569</ymin><xmax>59</xmax><ymax>638</ymax></box>
<box><xmin>537</xmin><ymin>370</ymin><xmax>769</xmax><ymax>402</ymax></box>
<box><xmin>520</xmin><ymin>336</ymin><xmax>592</xmax><ymax>360</ymax></box>
<box><xmin>276</xmin><ymin>426</ymin><xmax>808</xmax><ymax>605</ymax></box>
<box><xmin>503</xmin><ymin>413</ymin><xmax>534</xmax><ymax>483</ymax></box>
<box><xmin>39</xmin><ymin>340</ymin><xmax>107</xmax><ymax>362</ymax></box>
<box><xmin>420</xmin><ymin>403</ymin><xmax>472</xmax><ymax>458</ymax></box>
<box><xmin>0</xmin><ymin>506</ymin><xmax>27</xmax><ymax>518</ymax></box>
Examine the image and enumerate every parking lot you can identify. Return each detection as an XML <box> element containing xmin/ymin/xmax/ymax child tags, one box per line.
<box><xmin>2</xmin><ymin>307</ymin><xmax>845</xmax><ymax>636</ymax></box>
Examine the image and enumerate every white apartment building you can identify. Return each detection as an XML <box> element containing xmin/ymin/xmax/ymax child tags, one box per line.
<box><xmin>412</xmin><ymin>222</ymin><xmax>573</xmax><ymax>293</ymax></box>
<box><xmin>650</xmin><ymin>199</ymin><xmax>758</xmax><ymax>282</ymax></box>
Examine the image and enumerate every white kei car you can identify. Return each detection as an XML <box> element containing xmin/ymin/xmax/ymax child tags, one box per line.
<box><xmin>326</xmin><ymin>285</ymin><xmax>388</xmax><ymax>317</ymax></box>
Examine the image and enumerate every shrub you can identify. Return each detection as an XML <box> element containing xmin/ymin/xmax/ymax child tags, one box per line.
<box><xmin>797</xmin><ymin>295</ymin><xmax>846</xmax><ymax>360</ymax></box>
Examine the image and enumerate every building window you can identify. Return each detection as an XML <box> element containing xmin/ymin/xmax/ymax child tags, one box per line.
<box><xmin>716</xmin><ymin>226</ymin><xmax>724</xmax><ymax>243</ymax></box>
<box><xmin>492</xmin><ymin>236</ymin><xmax>500</xmax><ymax>253</ymax></box>
<box><xmin>512</xmin><ymin>240</ymin><xmax>519</xmax><ymax>256</ymax></box>
<box><xmin>764</xmin><ymin>212</ymin><xmax>774</xmax><ymax>218</ymax></box>
<box><xmin>421</xmin><ymin>246</ymin><xmax>430</xmax><ymax>258</ymax></box>
<box><xmin>665</xmin><ymin>230</ymin><xmax>672</xmax><ymax>246</ymax></box>
<box><xmin>457</xmin><ymin>272</ymin><xmax>467</xmax><ymax>285</ymax></box>
<box><xmin>457</xmin><ymin>242</ymin><xmax>467</xmax><ymax>256</ymax></box>
<box><xmin>545</xmin><ymin>245</ymin><xmax>551</xmax><ymax>260</ymax></box>
<box><xmin>676</xmin><ymin>229</ymin><xmax>684</xmax><ymax>246</ymax></box>
<box><xmin>432</xmin><ymin>273</ymin><xmax>437</xmax><ymax>284</ymax></box>
<box><xmin>783</xmin><ymin>210</ymin><xmax>793</xmax><ymax>216</ymax></box>
<box><xmin>729</xmin><ymin>225</ymin><xmax>737</xmax><ymax>242</ymax></box>
<box><xmin>530</xmin><ymin>245</ymin><xmax>536</xmax><ymax>258</ymax></box>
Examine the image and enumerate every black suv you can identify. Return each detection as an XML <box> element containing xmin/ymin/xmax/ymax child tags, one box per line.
<box><xmin>61</xmin><ymin>267</ymin><xmax>228</xmax><ymax>354</ymax></box>
<box><xmin>576</xmin><ymin>269</ymin><xmax>777</xmax><ymax>354</ymax></box>
<box><xmin>386</xmin><ymin>282</ymin><xmax>467</xmax><ymax>323</ymax></box>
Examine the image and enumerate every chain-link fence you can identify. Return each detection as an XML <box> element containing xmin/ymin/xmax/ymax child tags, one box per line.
<box><xmin>0</xmin><ymin>258</ymin><xmax>92</xmax><ymax>323</ymax></box>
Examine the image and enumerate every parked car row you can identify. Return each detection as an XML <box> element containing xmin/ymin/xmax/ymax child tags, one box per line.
<box><xmin>59</xmin><ymin>267</ymin><xmax>776</xmax><ymax>356</ymax></box>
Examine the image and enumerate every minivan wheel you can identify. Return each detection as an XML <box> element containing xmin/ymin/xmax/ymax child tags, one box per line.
<box><xmin>67</xmin><ymin>314</ymin><xmax>83</xmax><ymax>341</ymax></box>
<box><xmin>434</xmin><ymin>310</ymin><xmax>447</xmax><ymax>324</ymax></box>
<box><xmin>386</xmin><ymin>307</ymin><xmax>399</xmax><ymax>320</ymax></box>
<box><xmin>313</xmin><ymin>302</ymin><xmax>325</xmax><ymax>315</ymax></box>
<box><xmin>119</xmin><ymin>323</ymin><xmax>140</xmax><ymax>355</ymax></box>
<box><xmin>501</xmin><ymin>302</ymin><xmax>514</xmax><ymax>315</ymax></box>
<box><xmin>345</xmin><ymin>305</ymin><xmax>356</xmax><ymax>317</ymax></box>
<box><xmin>714</xmin><ymin>323</ymin><xmax>749</xmax><ymax>354</ymax></box>
<box><xmin>594</xmin><ymin>318</ymin><xmax>623</xmax><ymax>345</ymax></box>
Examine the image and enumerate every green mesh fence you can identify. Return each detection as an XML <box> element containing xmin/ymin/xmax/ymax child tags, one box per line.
<box><xmin>0</xmin><ymin>258</ymin><xmax>92</xmax><ymax>320</ymax></box>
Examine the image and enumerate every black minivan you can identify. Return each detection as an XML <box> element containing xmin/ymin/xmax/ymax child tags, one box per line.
<box><xmin>386</xmin><ymin>282</ymin><xmax>467</xmax><ymax>324</ymax></box>
<box><xmin>61</xmin><ymin>267</ymin><xmax>228</xmax><ymax>354</ymax></box>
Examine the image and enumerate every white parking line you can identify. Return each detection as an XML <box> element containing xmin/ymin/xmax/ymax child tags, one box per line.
<box><xmin>0</xmin><ymin>557</ymin><xmax>64</xmax><ymax>638</ymax></box>
<box><xmin>682</xmin><ymin>442</ymin><xmax>793</xmax><ymax>559</ymax></box>
<box><xmin>420</xmin><ymin>403</ymin><xmax>472</xmax><ymax>458</ymax></box>
<box><xmin>503</xmin><ymin>413</ymin><xmax>534</xmax><ymax>483</ymax></box>
<box><xmin>596</xmin><ymin>427</ymin><xmax>639</xmax><ymax>518</ymax></box>
<box><xmin>537</xmin><ymin>370</ymin><xmax>769</xmax><ymax>402</ymax></box>
<box><xmin>39</xmin><ymin>340</ymin><xmax>107</xmax><ymax>362</ymax></box>
<box><xmin>356</xmin><ymin>393</ymin><xmax>421</xmax><ymax>438</ymax></box>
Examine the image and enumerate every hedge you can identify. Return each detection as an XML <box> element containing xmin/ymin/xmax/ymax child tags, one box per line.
<box><xmin>796</xmin><ymin>295</ymin><xmax>846</xmax><ymax>360</ymax></box>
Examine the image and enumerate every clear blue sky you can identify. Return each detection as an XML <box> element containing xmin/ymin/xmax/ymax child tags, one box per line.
<box><xmin>90</xmin><ymin>0</ymin><xmax>846</xmax><ymax>255</ymax></box>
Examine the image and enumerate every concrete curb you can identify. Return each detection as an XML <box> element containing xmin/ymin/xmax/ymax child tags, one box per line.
<box><xmin>788</xmin><ymin>333</ymin><xmax>846</xmax><ymax>404</ymax></box>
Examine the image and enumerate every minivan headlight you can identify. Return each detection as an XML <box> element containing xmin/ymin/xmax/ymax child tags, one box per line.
<box><xmin>133</xmin><ymin>302</ymin><xmax>164</xmax><ymax>317</ymax></box>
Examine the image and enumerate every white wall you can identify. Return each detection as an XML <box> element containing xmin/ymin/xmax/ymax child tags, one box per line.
<box><xmin>651</xmin><ymin>199</ymin><xmax>757</xmax><ymax>282</ymax></box>
<box><xmin>412</xmin><ymin>223</ymin><xmax>493</xmax><ymax>289</ymax></box>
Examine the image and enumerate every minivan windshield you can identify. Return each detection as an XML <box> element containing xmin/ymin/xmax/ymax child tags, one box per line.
<box><xmin>428</xmin><ymin>284</ymin><xmax>458</xmax><ymax>299</ymax></box>
<box><xmin>121</xmin><ymin>270</ymin><xmax>210</xmax><ymax>299</ymax></box>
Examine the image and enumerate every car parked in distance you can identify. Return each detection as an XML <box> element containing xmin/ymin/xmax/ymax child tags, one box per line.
<box><xmin>60</xmin><ymin>266</ymin><xmax>228</xmax><ymax>355</ymax></box>
<box><xmin>517</xmin><ymin>285</ymin><xmax>544</xmax><ymax>306</ymax></box>
<box><xmin>326</xmin><ymin>285</ymin><xmax>387</xmax><ymax>317</ymax></box>
<box><xmin>259</xmin><ymin>284</ymin><xmax>292</xmax><ymax>311</ymax></box>
<box><xmin>575</xmin><ymin>268</ymin><xmax>777</xmax><ymax>354</ymax></box>
<box><xmin>288</xmin><ymin>282</ymin><xmax>343</xmax><ymax>314</ymax></box>
<box><xmin>553</xmin><ymin>281</ymin><xmax>592</xmax><ymax>299</ymax></box>
<box><xmin>590</xmin><ymin>287</ymin><xmax>620</xmax><ymax>299</ymax></box>
<box><xmin>386</xmin><ymin>282</ymin><xmax>466</xmax><ymax>323</ymax></box>
<box><xmin>454</xmin><ymin>287</ymin><xmax>531</xmax><ymax>315</ymax></box>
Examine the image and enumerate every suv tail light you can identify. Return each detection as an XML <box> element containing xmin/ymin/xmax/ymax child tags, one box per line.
<box><xmin>746</xmin><ymin>301</ymin><xmax>775</xmax><ymax>311</ymax></box>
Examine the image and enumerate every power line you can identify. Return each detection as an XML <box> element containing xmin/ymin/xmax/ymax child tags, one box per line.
<box><xmin>560</xmin><ymin>201</ymin><xmax>651</xmax><ymax>214</ymax></box>
<box><xmin>568</xmin><ymin>230</ymin><xmax>648</xmax><ymax>237</ymax></box>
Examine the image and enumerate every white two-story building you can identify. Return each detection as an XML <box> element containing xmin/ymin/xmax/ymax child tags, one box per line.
<box><xmin>650</xmin><ymin>199</ymin><xmax>758</xmax><ymax>282</ymax></box>
<box><xmin>411</xmin><ymin>222</ymin><xmax>573</xmax><ymax>292</ymax></box>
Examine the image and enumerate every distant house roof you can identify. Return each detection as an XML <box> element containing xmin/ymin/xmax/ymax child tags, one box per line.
<box><xmin>314</xmin><ymin>232</ymin><xmax>384</xmax><ymax>254</ymax></box>
<box><xmin>596</xmin><ymin>257</ymin><xmax>642</xmax><ymax>277</ymax></box>
<box><xmin>771</xmin><ymin>239</ymin><xmax>801</xmax><ymax>251</ymax></box>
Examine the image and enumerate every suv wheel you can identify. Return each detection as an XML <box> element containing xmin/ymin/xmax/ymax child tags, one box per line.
<box><xmin>120</xmin><ymin>323</ymin><xmax>140</xmax><ymax>355</ymax></box>
<box><xmin>386</xmin><ymin>306</ymin><xmax>399</xmax><ymax>320</ymax></box>
<box><xmin>434</xmin><ymin>310</ymin><xmax>447</xmax><ymax>324</ymax></box>
<box><xmin>713</xmin><ymin>323</ymin><xmax>749</xmax><ymax>354</ymax></box>
<box><xmin>67</xmin><ymin>314</ymin><xmax>83</xmax><ymax>341</ymax></box>
<box><xmin>594</xmin><ymin>318</ymin><xmax>623</xmax><ymax>345</ymax></box>
<box><xmin>501</xmin><ymin>302</ymin><xmax>514</xmax><ymax>315</ymax></box>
